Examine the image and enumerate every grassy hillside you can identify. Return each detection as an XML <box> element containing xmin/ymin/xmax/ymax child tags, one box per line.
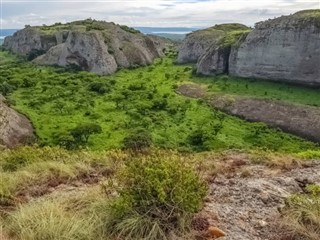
<box><xmin>0</xmin><ymin>50</ymin><xmax>316</xmax><ymax>152</ymax></box>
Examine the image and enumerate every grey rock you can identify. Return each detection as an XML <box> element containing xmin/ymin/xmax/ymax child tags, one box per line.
<box><xmin>177</xmin><ymin>23</ymin><xmax>250</xmax><ymax>65</ymax></box>
<box><xmin>229</xmin><ymin>10</ymin><xmax>320</xmax><ymax>85</ymax></box>
<box><xmin>3</xmin><ymin>27</ymin><xmax>57</xmax><ymax>57</ymax></box>
<box><xmin>0</xmin><ymin>96</ymin><xmax>35</xmax><ymax>148</ymax></box>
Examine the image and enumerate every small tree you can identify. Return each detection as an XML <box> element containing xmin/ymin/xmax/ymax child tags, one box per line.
<box><xmin>70</xmin><ymin>123</ymin><xmax>102</xmax><ymax>145</ymax></box>
<box><xmin>122</xmin><ymin>128</ymin><xmax>152</xmax><ymax>151</ymax></box>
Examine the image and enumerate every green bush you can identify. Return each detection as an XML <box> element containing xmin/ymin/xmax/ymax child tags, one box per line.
<box><xmin>122</xmin><ymin>128</ymin><xmax>152</xmax><ymax>151</ymax></box>
<box><xmin>104</xmin><ymin>155</ymin><xmax>208</xmax><ymax>239</ymax></box>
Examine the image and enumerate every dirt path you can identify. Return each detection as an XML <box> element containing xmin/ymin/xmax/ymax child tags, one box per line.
<box><xmin>177</xmin><ymin>83</ymin><xmax>320</xmax><ymax>142</ymax></box>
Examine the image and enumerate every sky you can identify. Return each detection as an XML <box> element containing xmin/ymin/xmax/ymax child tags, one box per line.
<box><xmin>1</xmin><ymin>0</ymin><xmax>320</xmax><ymax>29</ymax></box>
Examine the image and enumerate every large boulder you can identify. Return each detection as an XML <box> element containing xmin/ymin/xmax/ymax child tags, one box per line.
<box><xmin>3</xmin><ymin>20</ymin><xmax>170</xmax><ymax>75</ymax></box>
<box><xmin>0</xmin><ymin>96</ymin><xmax>35</xmax><ymax>148</ymax></box>
<box><xmin>229</xmin><ymin>10</ymin><xmax>320</xmax><ymax>85</ymax></box>
<box><xmin>177</xmin><ymin>24</ymin><xmax>250</xmax><ymax>64</ymax></box>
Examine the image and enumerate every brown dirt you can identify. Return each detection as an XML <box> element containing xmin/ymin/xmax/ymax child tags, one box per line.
<box><xmin>177</xmin><ymin>83</ymin><xmax>320</xmax><ymax>142</ymax></box>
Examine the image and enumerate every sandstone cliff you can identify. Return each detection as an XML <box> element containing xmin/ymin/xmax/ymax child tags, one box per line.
<box><xmin>3</xmin><ymin>20</ymin><xmax>170</xmax><ymax>74</ymax></box>
<box><xmin>229</xmin><ymin>10</ymin><xmax>320</xmax><ymax>85</ymax></box>
<box><xmin>179</xmin><ymin>10</ymin><xmax>320</xmax><ymax>85</ymax></box>
<box><xmin>0</xmin><ymin>96</ymin><xmax>35</xmax><ymax>148</ymax></box>
<box><xmin>177</xmin><ymin>24</ymin><xmax>250</xmax><ymax>65</ymax></box>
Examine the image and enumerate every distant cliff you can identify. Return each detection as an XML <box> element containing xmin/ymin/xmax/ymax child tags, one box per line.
<box><xmin>3</xmin><ymin>20</ymin><xmax>170</xmax><ymax>75</ymax></box>
<box><xmin>229</xmin><ymin>10</ymin><xmax>320</xmax><ymax>85</ymax></box>
<box><xmin>179</xmin><ymin>10</ymin><xmax>320</xmax><ymax>85</ymax></box>
<box><xmin>0</xmin><ymin>96</ymin><xmax>35</xmax><ymax>148</ymax></box>
<box><xmin>177</xmin><ymin>24</ymin><xmax>250</xmax><ymax>64</ymax></box>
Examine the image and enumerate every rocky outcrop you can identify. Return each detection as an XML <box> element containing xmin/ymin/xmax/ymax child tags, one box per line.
<box><xmin>34</xmin><ymin>31</ymin><xmax>118</xmax><ymax>75</ymax></box>
<box><xmin>3</xmin><ymin>20</ymin><xmax>170</xmax><ymax>74</ymax></box>
<box><xmin>3</xmin><ymin>27</ymin><xmax>57</xmax><ymax>58</ymax></box>
<box><xmin>185</xmin><ymin>10</ymin><xmax>320</xmax><ymax>85</ymax></box>
<box><xmin>229</xmin><ymin>10</ymin><xmax>320</xmax><ymax>85</ymax></box>
<box><xmin>0</xmin><ymin>96</ymin><xmax>35</xmax><ymax>148</ymax></box>
<box><xmin>177</xmin><ymin>24</ymin><xmax>250</xmax><ymax>65</ymax></box>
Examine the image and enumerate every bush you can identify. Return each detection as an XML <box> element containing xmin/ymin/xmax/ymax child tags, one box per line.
<box><xmin>122</xmin><ymin>129</ymin><xmax>152</xmax><ymax>151</ymax></box>
<box><xmin>280</xmin><ymin>184</ymin><xmax>320</xmax><ymax>240</ymax></box>
<box><xmin>70</xmin><ymin>123</ymin><xmax>102</xmax><ymax>145</ymax></box>
<box><xmin>104</xmin><ymin>155</ymin><xmax>208</xmax><ymax>239</ymax></box>
<box><xmin>88</xmin><ymin>82</ymin><xmax>109</xmax><ymax>94</ymax></box>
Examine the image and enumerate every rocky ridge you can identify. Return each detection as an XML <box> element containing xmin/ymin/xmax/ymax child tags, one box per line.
<box><xmin>3</xmin><ymin>20</ymin><xmax>171</xmax><ymax>75</ymax></box>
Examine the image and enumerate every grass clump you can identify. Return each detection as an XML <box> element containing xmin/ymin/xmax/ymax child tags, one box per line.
<box><xmin>103</xmin><ymin>154</ymin><xmax>207</xmax><ymax>239</ymax></box>
<box><xmin>280</xmin><ymin>184</ymin><xmax>320</xmax><ymax>240</ymax></box>
<box><xmin>5</xmin><ymin>198</ymin><xmax>98</xmax><ymax>240</ymax></box>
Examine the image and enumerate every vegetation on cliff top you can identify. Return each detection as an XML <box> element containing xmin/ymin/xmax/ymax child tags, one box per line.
<box><xmin>37</xmin><ymin>18</ymin><xmax>141</xmax><ymax>35</ymax></box>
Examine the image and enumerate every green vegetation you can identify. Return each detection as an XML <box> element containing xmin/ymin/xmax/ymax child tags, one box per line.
<box><xmin>103</xmin><ymin>154</ymin><xmax>207</xmax><ymax>239</ymax></box>
<box><xmin>281</xmin><ymin>184</ymin><xmax>320</xmax><ymax>240</ymax></box>
<box><xmin>0</xmin><ymin>147</ymin><xmax>206</xmax><ymax>240</ymax></box>
<box><xmin>191</xmin><ymin>23</ymin><xmax>251</xmax><ymax>47</ymax></box>
<box><xmin>294</xmin><ymin>9</ymin><xmax>320</xmax><ymax>19</ymax></box>
<box><xmin>192</xmin><ymin>74</ymin><xmax>320</xmax><ymax>107</ymax></box>
<box><xmin>0</xmin><ymin>50</ymin><xmax>317</xmax><ymax>152</ymax></box>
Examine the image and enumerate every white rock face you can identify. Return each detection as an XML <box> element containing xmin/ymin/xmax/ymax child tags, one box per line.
<box><xmin>229</xmin><ymin>11</ymin><xmax>320</xmax><ymax>85</ymax></box>
<box><xmin>0</xmin><ymin>96</ymin><xmax>35</xmax><ymax>148</ymax></box>
<box><xmin>35</xmin><ymin>31</ymin><xmax>118</xmax><ymax>75</ymax></box>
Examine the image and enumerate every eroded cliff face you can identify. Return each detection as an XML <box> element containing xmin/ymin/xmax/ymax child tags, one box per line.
<box><xmin>177</xmin><ymin>24</ymin><xmax>249</xmax><ymax>64</ymax></box>
<box><xmin>0</xmin><ymin>96</ymin><xmax>35</xmax><ymax>148</ymax></box>
<box><xmin>3</xmin><ymin>27</ymin><xmax>57</xmax><ymax>57</ymax></box>
<box><xmin>3</xmin><ymin>20</ymin><xmax>170</xmax><ymax>75</ymax></box>
<box><xmin>229</xmin><ymin>10</ymin><xmax>320</xmax><ymax>85</ymax></box>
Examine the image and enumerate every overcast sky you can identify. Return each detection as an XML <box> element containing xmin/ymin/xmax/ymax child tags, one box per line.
<box><xmin>1</xmin><ymin>0</ymin><xmax>319</xmax><ymax>29</ymax></box>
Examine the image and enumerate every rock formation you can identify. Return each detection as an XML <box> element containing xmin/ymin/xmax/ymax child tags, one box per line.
<box><xmin>0</xmin><ymin>96</ymin><xmax>35</xmax><ymax>148</ymax></box>
<box><xmin>179</xmin><ymin>10</ymin><xmax>320</xmax><ymax>85</ymax></box>
<box><xmin>3</xmin><ymin>20</ymin><xmax>170</xmax><ymax>75</ymax></box>
<box><xmin>229</xmin><ymin>10</ymin><xmax>320</xmax><ymax>85</ymax></box>
<box><xmin>177</xmin><ymin>24</ymin><xmax>250</xmax><ymax>64</ymax></box>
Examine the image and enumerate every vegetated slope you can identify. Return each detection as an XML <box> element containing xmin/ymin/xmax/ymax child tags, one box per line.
<box><xmin>229</xmin><ymin>9</ymin><xmax>320</xmax><ymax>85</ymax></box>
<box><xmin>177</xmin><ymin>23</ymin><xmax>250</xmax><ymax>64</ymax></box>
<box><xmin>0</xmin><ymin>50</ymin><xmax>315</xmax><ymax>152</ymax></box>
<box><xmin>3</xmin><ymin>19</ymin><xmax>171</xmax><ymax>74</ymax></box>
<box><xmin>178</xmin><ymin>83</ymin><xmax>320</xmax><ymax>142</ymax></box>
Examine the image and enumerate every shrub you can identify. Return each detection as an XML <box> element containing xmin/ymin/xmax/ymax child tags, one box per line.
<box><xmin>88</xmin><ymin>82</ymin><xmax>109</xmax><ymax>94</ymax></box>
<box><xmin>104</xmin><ymin>155</ymin><xmax>208</xmax><ymax>239</ymax></box>
<box><xmin>122</xmin><ymin>128</ymin><xmax>152</xmax><ymax>151</ymax></box>
<box><xmin>280</xmin><ymin>184</ymin><xmax>320</xmax><ymax>240</ymax></box>
<box><xmin>70</xmin><ymin>123</ymin><xmax>102</xmax><ymax>145</ymax></box>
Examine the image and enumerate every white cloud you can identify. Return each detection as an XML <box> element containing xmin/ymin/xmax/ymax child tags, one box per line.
<box><xmin>1</xmin><ymin>0</ymin><xmax>319</xmax><ymax>28</ymax></box>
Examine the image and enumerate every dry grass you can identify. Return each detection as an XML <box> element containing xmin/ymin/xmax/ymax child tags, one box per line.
<box><xmin>280</xmin><ymin>186</ymin><xmax>320</xmax><ymax>240</ymax></box>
